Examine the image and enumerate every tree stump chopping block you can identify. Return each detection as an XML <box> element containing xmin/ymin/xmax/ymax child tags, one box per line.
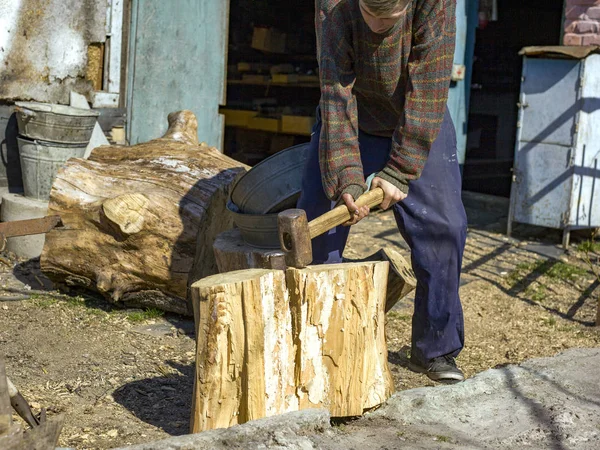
<box><xmin>354</xmin><ymin>247</ymin><xmax>417</xmax><ymax>312</ymax></box>
<box><xmin>213</xmin><ymin>228</ymin><xmax>417</xmax><ymax>312</ymax></box>
<box><xmin>190</xmin><ymin>261</ymin><xmax>394</xmax><ymax>433</ymax></box>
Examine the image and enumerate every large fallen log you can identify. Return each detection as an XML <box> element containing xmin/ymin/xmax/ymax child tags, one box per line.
<box><xmin>190</xmin><ymin>262</ymin><xmax>394</xmax><ymax>432</ymax></box>
<box><xmin>41</xmin><ymin>111</ymin><xmax>248</xmax><ymax>315</ymax></box>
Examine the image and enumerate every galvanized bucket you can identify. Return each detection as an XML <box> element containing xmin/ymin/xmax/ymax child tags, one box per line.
<box><xmin>17</xmin><ymin>137</ymin><xmax>86</xmax><ymax>200</ymax></box>
<box><xmin>15</xmin><ymin>101</ymin><xmax>99</xmax><ymax>145</ymax></box>
<box><xmin>227</xmin><ymin>201</ymin><xmax>281</xmax><ymax>248</ymax></box>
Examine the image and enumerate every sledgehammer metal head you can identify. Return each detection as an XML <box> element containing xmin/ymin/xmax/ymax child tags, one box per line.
<box><xmin>278</xmin><ymin>209</ymin><xmax>313</xmax><ymax>268</ymax></box>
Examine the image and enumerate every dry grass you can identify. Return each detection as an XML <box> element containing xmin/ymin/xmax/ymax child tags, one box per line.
<box><xmin>385</xmin><ymin>246</ymin><xmax>600</xmax><ymax>390</ymax></box>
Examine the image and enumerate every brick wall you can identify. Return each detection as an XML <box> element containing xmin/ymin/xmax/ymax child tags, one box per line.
<box><xmin>564</xmin><ymin>0</ymin><xmax>600</xmax><ymax>45</ymax></box>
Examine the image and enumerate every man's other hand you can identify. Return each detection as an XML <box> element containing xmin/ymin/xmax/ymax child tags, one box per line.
<box><xmin>341</xmin><ymin>193</ymin><xmax>370</xmax><ymax>226</ymax></box>
<box><xmin>371</xmin><ymin>177</ymin><xmax>407</xmax><ymax>210</ymax></box>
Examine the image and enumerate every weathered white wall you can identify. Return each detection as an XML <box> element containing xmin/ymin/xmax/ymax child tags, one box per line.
<box><xmin>0</xmin><ymin>0</ymin><xmax>108</xmax><ymax>104</ymax></box>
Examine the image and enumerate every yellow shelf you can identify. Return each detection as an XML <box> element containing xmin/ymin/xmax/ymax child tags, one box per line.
<box><xmin>227</xmin><ymin>79</ymin><xmax>320</xmax><ymax>88</ymax></box>
<box><xmin>281</xmin><ymin>115</ymin><xmax>315</xmax><ymax>135</ymax></box>
<box><xmin>247</xmin><ymin>116</ymin><xmax>281</xmax><ymax>133</ymax></box>
<box><xmin>220</xmin><ymin>109</ymin><xmax>257</xmax><ymax>127</ymax></box>
<box><xmin>224</xmin><ymin>123</ymin><xmax>312</xmax><ymax>136</ymax></box>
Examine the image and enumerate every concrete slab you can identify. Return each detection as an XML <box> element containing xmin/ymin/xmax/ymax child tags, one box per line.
<box><xmin>116</xmin><ymin>348</ymin><xmax>600</xmax><ymax>450</ymax></box>
<box><xmin>1</xmin><ymin>193</ymin><xmax>48</xmax><ymax>258</ymax></box>
<box><xmin>114</xmin><ymin>409</ymin><xmax>331</xmax><ymax>450</ymax></box>
<box><xmin>525</xmin><ymin>242</ymin><xmax>567</xmax><ymax>260</ymax></box>
<box><xmin>361</xmin><ymin>347</ymin><xmax>600</xmax><ymax>449</ymax></box>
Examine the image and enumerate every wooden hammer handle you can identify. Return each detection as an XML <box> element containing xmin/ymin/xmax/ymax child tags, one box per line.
<box><xmin>308</xmin><ymin>187</ymin><xmax>385</xmax><ymax>239</ymax></box>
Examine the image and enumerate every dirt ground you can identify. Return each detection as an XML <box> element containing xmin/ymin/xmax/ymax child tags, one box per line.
<box><xmin>1</xmin><ymin>203</ymin><xmax>599</xmax><ymax>449</ymax></box>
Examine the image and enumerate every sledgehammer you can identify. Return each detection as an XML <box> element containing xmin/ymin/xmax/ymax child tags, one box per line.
<box><xmin>278</xmin><ymin>187</ymin><xmax>384</xmax><ymax>268</ymax></box>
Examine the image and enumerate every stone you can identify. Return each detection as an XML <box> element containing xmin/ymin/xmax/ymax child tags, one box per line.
<box><xmin>112</xmin><ymin>409</ymin><xmax>331</xmax><ymax>450</ymax></box>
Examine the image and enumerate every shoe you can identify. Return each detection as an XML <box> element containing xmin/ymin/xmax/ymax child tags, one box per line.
<box><xmin>408</xmin><ymin>354</ymin><xmax>465</xmax><ymax>384</ymax></box>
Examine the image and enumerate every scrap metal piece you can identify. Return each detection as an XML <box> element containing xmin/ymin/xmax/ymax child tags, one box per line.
<box><xmin>7</xmin><ymin>377</ymin><xmax>39</xmax><ymax>429</ymax></box>
<box><xmin>0</xmin><ymin>215</ymin><xmax>62</xmax><ymax>240</ymax></box>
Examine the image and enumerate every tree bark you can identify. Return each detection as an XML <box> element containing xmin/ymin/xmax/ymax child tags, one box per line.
<box><xmin>40</xmin><ymin>111</ymin><xmax>248</xmax><ymax>315</ymax></box>
<box><xmin>190</xmin><ymin>261</ymin><xmax>394</xmax><ymax>432</ymax></box>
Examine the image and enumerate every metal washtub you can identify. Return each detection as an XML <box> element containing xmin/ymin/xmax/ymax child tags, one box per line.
<box><xmin>15</xmin><ymin>101</ymin><xmax>99</xmax><ymax>145</ymax></box>
<box><xmin>228</xmin><ymin>143</ymin><xmax>310</xmax><ymax>248</ymax></box>
<box><xmin>230</xmin><ymin>143</ymin><xmax>310</xmax><ymax>214</ymax></box>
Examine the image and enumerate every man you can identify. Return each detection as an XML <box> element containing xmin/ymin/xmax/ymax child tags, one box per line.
<box><xmin>297</xmin><ymin>0</ymin><xmax>466</xmax><ymax>383</ymax></box>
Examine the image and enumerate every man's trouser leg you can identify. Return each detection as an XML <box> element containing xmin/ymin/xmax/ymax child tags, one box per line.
<box><xmin>392</xmin><ymin>111</ymin><xmax>467</xmax><ymax>363</ymax></box>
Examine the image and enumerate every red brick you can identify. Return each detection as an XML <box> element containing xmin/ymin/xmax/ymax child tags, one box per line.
<box><xmin>564</xmin><ymin>19</ymin><xmax>576</xmax><ymax>33</ymax></box>
<box><xmin>587</xmin><ymin>7</ymin><xmax>600</xmax><ymax>19</ymax></box>
<box><xmin>582</xmin><ymin>34</ymin><xmax>600</xmax><ymax>44</ymax></box>
<box><xmin>563</xmin><ymin>33</ymin><xmax>584</xmax><ymax>45</ymax></box>
<box><xmin>566</xmin><ymin>5</ymin><xmax>591</xmax><ymax>20</ymax></box>
<box><xmin>564</xmin><ymin>19</ymin><xmax>600</xmax><ymax>33</ymax></box>
<box><xmin>577</xmin><ymin>20</ymin><xmax>599</xmax><ymax>33</ymax></box>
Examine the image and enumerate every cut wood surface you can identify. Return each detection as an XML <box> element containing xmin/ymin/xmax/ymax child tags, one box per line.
<box><xmin>190</xmin><ymin>261</ymin><xmax>394</xmax><ymax>432</ymax></box>
<box><xmin>41</xmin><ymin>111</ymin><xmax>248</xmax><ymax>315</ymax></box>
<box><xmin>353</xmin><ymin>247</ymin><xmax>417</xmax><ymax>312</ymax></box>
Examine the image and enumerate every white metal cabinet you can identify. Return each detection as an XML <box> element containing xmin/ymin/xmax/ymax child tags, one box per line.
<box><xmin>508</xmin><ymin>50</ymin><xmax>600</xmax><ymax>247</ymax></box>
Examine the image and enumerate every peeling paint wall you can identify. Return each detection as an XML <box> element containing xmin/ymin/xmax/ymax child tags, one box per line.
<box><xmin>0</xmin><ymin>0</ymin><xmax>109</xmax><ymax>104</ymax></box>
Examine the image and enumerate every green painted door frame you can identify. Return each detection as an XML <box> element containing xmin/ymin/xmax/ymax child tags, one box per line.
<box><xmin>127</xmin><ymin>0</ymin><xmax>230</xmax><ymax>148</ymax></box>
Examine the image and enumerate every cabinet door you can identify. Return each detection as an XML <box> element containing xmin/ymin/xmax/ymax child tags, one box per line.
<box><xmin>569</xmin><ymin>54</ymin><xmax>600</xmax><ymax>228</ymax></box>
<box><xmin>519</xmin><ymin>58</ymin><xmax>580</xmax><ymax>147</ymax></box>
<box><xmin>512</xmin><ymin>143</ymin><xmax>574</xmax><ymax>229</ymax></box>
<box><xmin>511</xmin><ymin>58</ymin><xmax>582</xmax><ymax>229</ymax></box>
<box><xmin>127</xmin><ymin>0</ymin><xmax>229</xmax><ymax>148</ymax></box>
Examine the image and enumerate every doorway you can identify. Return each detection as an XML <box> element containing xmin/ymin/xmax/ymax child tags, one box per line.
<box><xmin>463</xmin><ymin>0</ymin><xmax>566</xmax><ymax>197</ymax></box>
<box><xmin>222</xmin><ymin>0</ymin><xmax>318</xmax><ymax>165</ymax></box>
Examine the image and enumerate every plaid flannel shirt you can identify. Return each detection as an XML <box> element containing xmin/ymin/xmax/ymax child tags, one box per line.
<box><xmin>316</xmin><ymin>0</ymin><xmax>456</xmax><ymax>201</ymax></box>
